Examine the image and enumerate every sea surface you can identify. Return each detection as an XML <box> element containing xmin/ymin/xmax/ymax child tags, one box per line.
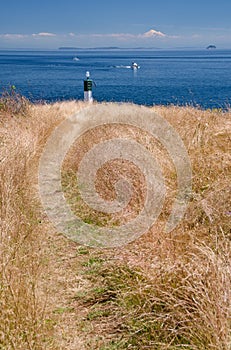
<box><xmin>0</xmin><ymin>49</ymin><xmax>231</xmax><ymax>109</ymax></box>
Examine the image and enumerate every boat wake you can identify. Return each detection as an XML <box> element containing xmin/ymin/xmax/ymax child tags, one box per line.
<box><xmin>114</xmin><ymin>63</ymin><xmax>140</xmax><ymax>69</ymax></box>
<box><xmin>114</xmin><ymin>65</ymin><xmax>131</xmax><ymax>69</ymax></box>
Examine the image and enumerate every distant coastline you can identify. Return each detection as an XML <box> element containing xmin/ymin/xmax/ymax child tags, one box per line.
<box><xmin>1</xmin><ymin>46</ymin><xmax>230</xmax><ymax>52</ymax></box>
<box><xmin>58</xmin><ymin>46</ymin><xmax>162</xmax><ymax>50</ymax></box>
<box><xmin>58</xmin><ymin>45</ymin><xmax>225</xmax><ymax>51</ymax></box>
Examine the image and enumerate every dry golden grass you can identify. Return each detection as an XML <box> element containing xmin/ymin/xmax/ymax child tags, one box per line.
<box><xmin>0</xmin><ymin>99</ymin><xmax>85</xmax><ymax>349</ymax></box>
<box><xmin>0</xmin><ymin>97</ymin><xmax>230</xmax><ymax>349</ymax></box>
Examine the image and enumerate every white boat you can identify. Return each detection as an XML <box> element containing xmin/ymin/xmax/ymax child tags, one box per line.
<box><xmin>73</xmin><ymin>57</ymin><xmax>79</xmax><ymax>61</ymax></box>
<box><xmin>131</xmin><ymin>62</ymin><xmax>140</xmax><ymax>69</ymax></box>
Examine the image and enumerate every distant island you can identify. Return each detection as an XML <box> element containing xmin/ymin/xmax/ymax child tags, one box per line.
<box><xmin>58</xmin><ymin>46</ymin><xmax>220</xmax><ymax>51</ymax></box>
<box><xmin>59</xmin><ymin>47</ymin><xmax>79</xmax><ymax>50</ymax></box>
<box><xmin>58</xmin><ymin>46</ymin><xmax>162</xmax><ymax>50</ymax></box>
<box><xmin>59</xmin><ymin>46</ymin><xmax>121</xmax><ymax>50</ymax></box>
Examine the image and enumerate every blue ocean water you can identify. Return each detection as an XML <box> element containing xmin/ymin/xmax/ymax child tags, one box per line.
<box><xmin>0</xmin><ymin>49</ymin><xmax>231</xmax><ymax>109</ymax></box>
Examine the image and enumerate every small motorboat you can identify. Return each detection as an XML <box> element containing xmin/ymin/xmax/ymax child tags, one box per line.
<box><xmin>131</xmin><ymin>62</ymin><xmax>140</xmax><ymax>69</ymax></box>
<box><xmin>73</xmin><ymin>57</ymin><xmax>79</xmax><ymax>61</ymax></box>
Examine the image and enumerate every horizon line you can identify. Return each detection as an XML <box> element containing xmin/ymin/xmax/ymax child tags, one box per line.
<box><xmin>0</xmin><ymin>46</ymin><xmax>230</xmax><ymax>51</ymax></box>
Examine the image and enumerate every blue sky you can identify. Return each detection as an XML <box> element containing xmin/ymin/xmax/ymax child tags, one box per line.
<box><xmin>0</xmin><ymin>0</ymin><xmax>231</xmax><ymax>49</ymax></box>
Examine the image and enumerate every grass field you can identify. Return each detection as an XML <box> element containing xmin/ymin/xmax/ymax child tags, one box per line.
<box><xmin>0</xmin><ymin>91</ymin><xmax>230</xmax><ymax>349</ymax></box>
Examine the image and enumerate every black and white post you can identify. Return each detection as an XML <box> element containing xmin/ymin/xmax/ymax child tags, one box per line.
<box><xmin>84</xmin><ymin>71</ymin><xmax>93</xmax><ymax>102</ymax></box>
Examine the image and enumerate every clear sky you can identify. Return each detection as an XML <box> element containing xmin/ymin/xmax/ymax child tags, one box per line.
<box><xmin>0</xmin><ymin>0</ymin><xmax>231</xmax><ymax>49</ymax></box>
